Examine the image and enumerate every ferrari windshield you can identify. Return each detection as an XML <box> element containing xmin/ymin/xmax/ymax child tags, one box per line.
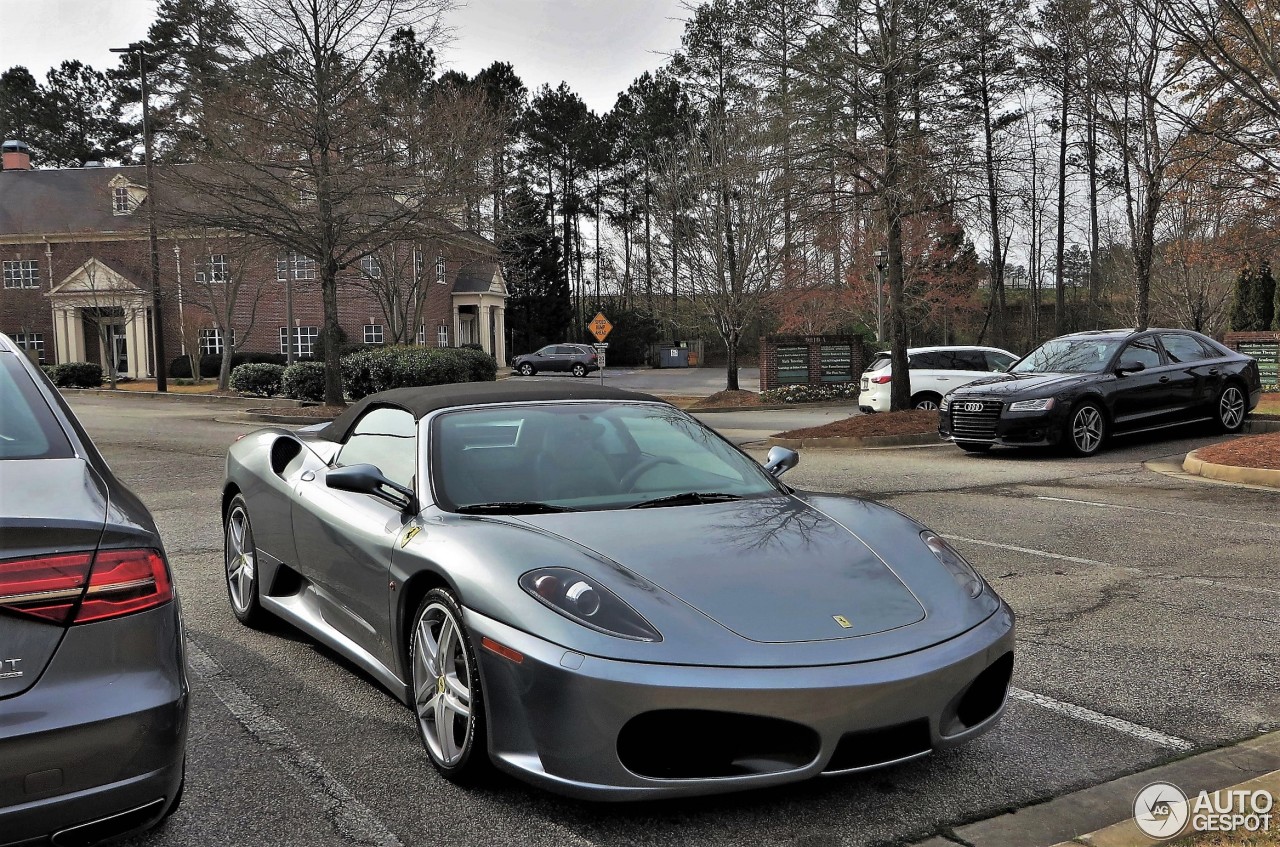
<box><xmin>1010</xmin><ymin>338</ymin><xmax>1124</xmax><ymax>374</ymax></box>
<box><xmin>430</xmin><ymin>402</ymin><xmax>780</xmax><ymax>512</ymax></box>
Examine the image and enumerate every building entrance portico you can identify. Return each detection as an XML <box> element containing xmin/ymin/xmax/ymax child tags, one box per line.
<box><xmin>48</xmin><ymin>258</ymin><xmax>153</xmax><ymax>379</ymax></box>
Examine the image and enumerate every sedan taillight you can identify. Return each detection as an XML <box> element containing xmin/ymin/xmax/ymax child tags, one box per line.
<box><xmin>0</xmin><ymin>549</ymin><xmax>172</xmax><ymax>625</ymax></box>
<box><xmin>0</xmin><ymin>552</ymin><xmax>93</xmax><ymax>624</ymax></box>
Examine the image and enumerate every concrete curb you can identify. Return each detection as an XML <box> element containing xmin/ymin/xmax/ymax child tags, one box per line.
<box><xmin>766</xmin><ymin>431</ymin><xmax>943</xmax><ymax>450</ymax></box>
<box><xmin>1246</xmin><ymin>417</ymin><xmax>1280</xmax><ymax>433</ymax></box>
<box><xmin>237</xmin><ymin>410</ymin><xmax>333</xmax><ymax>425</ymax></box>
<box><xmin>59</xmin><ymin>388</ymin><xmax>307</xmax><ymax>408</ymax></box>
<box><xmin>907</xmin><ymin>730</ymin><xmax>1280</xmax><ymax>847</ymax></box>
<box><xmin>1050</xmin><ymin>767</ymin><xmax>1280</xmax><ymax>847</ymax></box>
<box><xmin>1183</xmin><ymin>449</ymin><xmax>1280</xmax><ymax>488</ymax></box>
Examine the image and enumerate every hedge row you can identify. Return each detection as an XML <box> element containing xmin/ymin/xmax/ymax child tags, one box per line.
<box><xmin>47</xmin><ymin>362</ymin><xmax>104</xmax><ymax>389</ymax></box>
<box><xmin>228</xmin><ymin>346</ymin><xmax>498</xmax><ymax>400</ymax></box>
<box><xmin>169</xmin><ymin>351</ymin><xmax>287</xmax><ymax>379</ymax></box>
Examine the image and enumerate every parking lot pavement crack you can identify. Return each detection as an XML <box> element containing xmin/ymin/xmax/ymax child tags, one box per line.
<box><xmin>185</xmin><ymin>639</ymin><xmax>404</xmax><ymax>847</ymax></box>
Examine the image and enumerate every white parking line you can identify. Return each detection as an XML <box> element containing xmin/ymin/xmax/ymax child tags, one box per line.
<box><xmin>186</xmin><ymin>640</ymin><xmax>404</xmax><ymax>847</ymax></box>
<box><xmin>1034</xmin><ymin>495</ymin><xmax>1280</xmax><ymax>530</ymax></box>
<box><xmin>944</xmin><ymin>535</ymin><xmax>1280</xmax><ymax>596</ymax></box>
<box><xmin>1009</xmin><ymin>688</ymin><xmax>1194</xmax><ymax>751</ymax></box>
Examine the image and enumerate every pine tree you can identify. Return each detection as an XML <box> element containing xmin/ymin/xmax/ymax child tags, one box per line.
<box><xmin>1255</xmin><ymin>258</ymin><xmax>1275</xmax><ymax>333</ymax></box>
<box><xmin>1230</xmin><ymin>262</ymin><xmax>1257</xmax><ymax>332</ymax></box>
<box><xmin>502</xmin><ymin>181</ymin><xmax>571</xmax><ymax>353</ymax></box>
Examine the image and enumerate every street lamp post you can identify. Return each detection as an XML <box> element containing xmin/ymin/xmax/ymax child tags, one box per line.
<box><xmin>873</xmin><ymin>248</ymin><xmax>887</xmax><ymax>344</ymax></box>
<box><xmin>111</xmin><ymin>45</ymin><xmax>167</xmax><ymax>392</ymax></box>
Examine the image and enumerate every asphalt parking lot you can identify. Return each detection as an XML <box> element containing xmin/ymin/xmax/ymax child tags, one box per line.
<box><xmin>61</xmin><ymin>393</ymin><xmax>1278</xmax><ymax>847</ymax></box>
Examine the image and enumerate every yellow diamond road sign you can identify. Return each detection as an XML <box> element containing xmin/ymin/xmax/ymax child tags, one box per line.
<box><xmin>589</xmin><ymin>312</ymin><xmax>613</xmax><ymax>342</ymax></box>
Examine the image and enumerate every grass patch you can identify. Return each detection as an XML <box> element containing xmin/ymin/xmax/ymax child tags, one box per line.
<box><xmin>1256</xmin><ymin>393</ymin><xmax>1280</xmax><ymax>416</ymax></box>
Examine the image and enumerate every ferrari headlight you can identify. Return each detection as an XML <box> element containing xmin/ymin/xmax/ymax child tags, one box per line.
<box><xmin>520</xmin><ymin>567</ymin><xmax>662</xmax><ymax>642</ymax></box>
<box><xmin>1008</xmin><ymin>397</ymin><xmax>1054</xmax><ymax>412</ymax></box>
<box><xmin>920</xmin><ymin>531</ymin><xmax>984</xmax><ymax>598</ymax></box>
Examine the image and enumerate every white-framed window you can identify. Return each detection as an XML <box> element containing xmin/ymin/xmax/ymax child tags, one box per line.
<box><xmin>364</xmin><ymin>324</ymin><xmax>384</xmax><ymax>345</ymax></box>
<box><xmin>199</xmin><ymin>327</ymin><xmax>234</xmax><ymax>356</ymax></box>
<box><xmin>195</xmin><ymin>254</ymin><xmax>228</xmax><ymax>284</ymax></box>
<box><xmin>3</xmin><ymin>259</ymin><xmax>39</xmax><ymax>289</ymax></box>
<box><xmin>435</xmin><ymin>255</ymin><xmax>446</xmax><ymax>284</ymax></box>
<box><xmin>414</xmin><ymin>249</ymin><xmax>424</xmax><ymax>279</ymax></box>
<box><xmin>436</xmin><ymin>324</ymin><xmax>449</xmax><ymax>347</ymax></box>
<box><xmin>279</xmin><ymin>326</ymin><xmax>320</xmax><ymax>357</ymax></box>
<box><xmin>415</xmin><ymin>325</ymin><xmax>426</xmax><ymax>345</ymax></box>
<box><xmin>113</xmin><ymin>186</ymin><xmax>132</xmax><ymax>214</ymax></box>
<box><xmin>276</xmin><ymin>253</ymin><xmax>316</xmax><ymax>281</ymax></box>
<box><xmin>359</xmin><ymin>255</ymin><xmax>382</xmax><ymax>279</ymax></box>
<box><xmin>12</xmin><ymin>332</ymin><xmax>45</xmax><ymax>362</ymax></box>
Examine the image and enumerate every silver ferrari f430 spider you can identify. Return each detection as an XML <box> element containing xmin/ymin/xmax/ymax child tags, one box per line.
<box><xmin>221</xmin><ymin>381</ymin><xmax>1014</xmax><ymax>800</ymax></box>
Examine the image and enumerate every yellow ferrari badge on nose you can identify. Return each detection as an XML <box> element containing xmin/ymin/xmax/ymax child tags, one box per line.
<box><xmin>401</xmin><ymin>526</ymin><xmax>421</xmax><ymax>548</ymax></box>
<box><xmin>833</xmin><ymin>615</ymin><xmax>852</xmax><ymax>629</ymax></box>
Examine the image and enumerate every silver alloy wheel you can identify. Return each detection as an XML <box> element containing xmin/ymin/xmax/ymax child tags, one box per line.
<box><xmin>225</xmin><ymin>506</ymin><xmax>256</xmax><ymax>613</ymax></box>
<box><xmin>413</xmin><ymin>602</ymin><xmax>474</xmax><ymax>767</ymax></box>
<box><xmin>1071</xmin><ymin>405</ymin><xmax>1104</xmax><ymax>454</ymax></box>
<box><xmin>914</xmin><ymin>398</ymin><xmax>940</xmax><ymax>410</ymax></box>
<box><xmin>519</xmin><ymin>363</ymin><xmax>534</xmax><ymax>376</ymax></box>
<box><xmin>1219</xmin><ymin>386</ymin><xmax>1245</xmax><ymax>430</ymax></box>
<box><xmin>572</xmin><ymin>363</ymin><xmax>587</xmax><ymax>377</ymax></box>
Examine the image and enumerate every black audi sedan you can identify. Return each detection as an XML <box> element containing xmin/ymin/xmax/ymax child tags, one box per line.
<box><xmin>939</xmin><ymin>329</ymin><xmax>1263</xmax><ymax>456</ymax></box>
<box><xmin>0</xmin><ymin>334</ymin><xmax>188</xmax><ymax>844</ymax></box>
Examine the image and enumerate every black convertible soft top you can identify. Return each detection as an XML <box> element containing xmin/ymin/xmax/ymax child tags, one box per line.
<box><xmin>318</xmin><ymin>380</ymin><xmax>667</xmax><ymax>442</ymax></box>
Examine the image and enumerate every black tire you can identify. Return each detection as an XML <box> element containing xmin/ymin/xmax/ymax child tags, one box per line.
<box><xmin>224</xmin><ymin>495</ymin><xmax>268</xmax><ymax>628</ymax></box>
<box><xmin>912</xmin><ymin>392</ymin><xmax>942</xmax><ymax>411</ymax></box>
<box><xmin>1065</xmin><ymin>401</ymin><xmax>1107</xmax><ymax>457</ymax></box>
<box><xmin>572</xmin><ymin>363</ymin><xmax>587</xmax><ymax>377</ymax></box>
<box><xmin>1214</xmin><ymin>382</ymin><xmax>1247</xmax><ymax>434</ymax></box>
<box><xmin>518</xmin><ymin>363</ymin><xmax>535</xmax><ymax>376</ymax></box>
<box><xmin>956</xmin><ymin>441</ymin><xmax>991</xmax><ymax>453</ymax></box>
<box><xmin>409</xmin><ymin>588</ymin><xmax>489</xmax><ymax>783</ymax></box>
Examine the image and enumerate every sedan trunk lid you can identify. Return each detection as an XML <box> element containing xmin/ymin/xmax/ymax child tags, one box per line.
<box><xmin>0</xmin><ymin>458</ymin><xmax>108</xmax><ymax>698</ymax></box>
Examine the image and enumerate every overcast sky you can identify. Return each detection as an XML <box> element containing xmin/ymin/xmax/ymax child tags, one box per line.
<box><xmin>0</xmin><ymin>0</ymin><xmax>688</xmax><ymax>113</ymax></box>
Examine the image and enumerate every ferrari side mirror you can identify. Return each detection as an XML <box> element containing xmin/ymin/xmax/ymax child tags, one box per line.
<box><xmin>763</xmin><ymin>446</ymin><xmax>799</xmax><ymax>478</ymax></box>
<box><xmin>327</xmin><ymin>463</ymin><xmax>417</xmax><ymax>512</ymax></box>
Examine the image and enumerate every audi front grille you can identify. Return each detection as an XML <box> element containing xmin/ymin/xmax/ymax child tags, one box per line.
<box><xmin>950</xmin><ymin>399</ymin><xmax>1003</xmax><ymax>441</ymax></box>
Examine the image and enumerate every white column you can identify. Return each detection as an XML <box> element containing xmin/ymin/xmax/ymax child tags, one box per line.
<box><xmin>495</xmin><ymin>305</ymin><xmax>506</xmax><ymax>365</ymax></box>
<box><xmin>452</xmin><ymin>303</ymin><xmax>461</xmax><ymax>347</ymax></box>
<box><xmin>478</xmin><ymin>298</ymin><xmax>492</xmax><ymax>355</ymax></box>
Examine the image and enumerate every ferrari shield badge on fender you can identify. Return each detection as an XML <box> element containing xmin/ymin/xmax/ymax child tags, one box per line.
<box><xmin>833</xmin><ymin>615</ymin><xmax>853</xmax><ymax>629</ymax></box>
<box><xmin>400</xmin><ymin>526</ymin><xmax>422</xmax><ymax>548</ymax></box>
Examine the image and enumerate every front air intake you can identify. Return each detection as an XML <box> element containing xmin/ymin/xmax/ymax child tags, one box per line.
<box><xmin>618</xmin><ymin>710</ymin><xmax>820</xmax><ymax>779</ymax></box>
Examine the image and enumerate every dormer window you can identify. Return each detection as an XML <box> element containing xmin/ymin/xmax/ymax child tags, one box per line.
<box><xmin>109</xmin><ymin>175</ymin><xmax>146</xmax><ymax>215</ymax></box>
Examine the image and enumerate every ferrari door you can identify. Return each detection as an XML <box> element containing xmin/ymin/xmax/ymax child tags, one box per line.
<box><xmin>291</xmin><ymin>406</ymin><xmax>417</xmax><ymax>665</ymax></box>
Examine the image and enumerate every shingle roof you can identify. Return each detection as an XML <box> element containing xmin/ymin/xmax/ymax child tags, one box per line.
<box><xmin>453</xmin><ymin>260</ymin><xmax>504</xmax><ymax>293</ymax></box>
<box><xmin>0</xmin><ymin>165</ymin><xmax>152</xmax><ymax>239</ymax></box>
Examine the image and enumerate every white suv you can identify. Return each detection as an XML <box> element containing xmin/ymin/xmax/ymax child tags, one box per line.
<box><xmin>859</xmin><ymin>345</ymin><xmax>1018</xmax><ymax>412</ymax></box>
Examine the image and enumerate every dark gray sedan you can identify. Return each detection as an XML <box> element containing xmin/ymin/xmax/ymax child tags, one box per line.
<box><xmin>222</xmin><ymin>381</ymin><xmax>1013</xmax><ymax>799</ymax></box>
<box><xmin>0</xmin><ymin>334</ymin><xmax>188</xmax><ymax>844</ymax></box>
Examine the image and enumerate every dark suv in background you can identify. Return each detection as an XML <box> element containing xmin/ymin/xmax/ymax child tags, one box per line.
<box><xmin>0</xmin><ymin>333</ymin><xmax>188</xmax><ymax>845</ymax></box>
<box><xmin>512</xmin><ymin>344</ymin><xmax>600</xmax><ymax>377</ymax></box>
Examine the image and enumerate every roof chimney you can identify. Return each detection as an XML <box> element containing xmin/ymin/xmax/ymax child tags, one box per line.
<box><xmin>2</xmin><ymin>140</ymin><xmax>32</xmax><ymax>171</ymax></box>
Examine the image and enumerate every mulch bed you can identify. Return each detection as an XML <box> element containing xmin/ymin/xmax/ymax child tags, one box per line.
<box><xmin>259</xmin><ymin>404</ymin><xmax>346</xmax><ymax>419</ymax></box>
<box><xmin>778</xmin><ymin>410</ymin><xmax>938</xmax><ymax>439</ymax></box>
<box><xmin>688</xmin><ymin>390</ymin><xmax>763</xmax><ymax>409</ymax></box>
<box><xmin>1195</xmin><ymin>431</ymin><xmax>1280</xmax><ymax>471</ymax></box>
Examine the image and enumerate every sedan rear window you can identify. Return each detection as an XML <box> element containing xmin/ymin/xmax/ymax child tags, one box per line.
<box><xmin>0</xmin><ymin>353</ymin><xmax>73</xmax><ymax>460</ymax></box>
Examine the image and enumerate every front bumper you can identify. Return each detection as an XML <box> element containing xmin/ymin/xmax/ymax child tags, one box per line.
<box><xmin>466</xmin><ymin>602</ymin><xmax>1015</xmax><ymax>800</ymax></box>
<box><xmin>0</xmin><ymin>605</ymin><xmax>189</xmax><ymax>845</ymax></box>
<box><xmin>940</xmin><ymin>406</ymin><xmax>1068</xmax><ymax>447</ymax></box>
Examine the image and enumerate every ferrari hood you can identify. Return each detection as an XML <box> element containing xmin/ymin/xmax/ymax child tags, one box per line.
<box><xmin>517</xmin><ymin>496</ymin><xmax>926</xmax><ymax>643</ymax></box>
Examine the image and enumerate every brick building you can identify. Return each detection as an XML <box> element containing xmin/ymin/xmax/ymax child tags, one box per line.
<box><xmin>0</xmin><ymin>141</ymin><xmax>508</xmax><ymax>376</ymax></box>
